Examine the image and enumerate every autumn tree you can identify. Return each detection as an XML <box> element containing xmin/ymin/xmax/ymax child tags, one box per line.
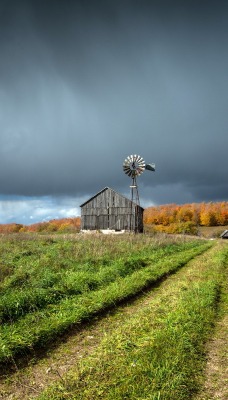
<box><xmin>144</xmin><ymin>201</ymin><xmax>228</xmax><ymax>229</ymax></box>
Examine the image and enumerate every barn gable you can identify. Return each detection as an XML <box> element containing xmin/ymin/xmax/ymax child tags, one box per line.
<box><xmin>80</xmin><ymin>187</ymin><xmax>144</xmax><ymax>232</ymax></box>
<box><xmin>220</xmin><ymin>229</ymin><xmax>228</xmax><ymax>239</ymax></box>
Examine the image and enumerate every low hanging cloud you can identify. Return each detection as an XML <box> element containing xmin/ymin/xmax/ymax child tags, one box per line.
<box><xmin>0</xmin><ymin>195</ymin><xmax>89</xmax><ymax>224</ymax></box>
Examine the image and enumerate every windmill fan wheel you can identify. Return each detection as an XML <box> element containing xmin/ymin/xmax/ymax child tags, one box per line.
<box><xmin>123</xmin><ymin>154</ymin><xmax>146</xmax><ymax>177</ymax></box>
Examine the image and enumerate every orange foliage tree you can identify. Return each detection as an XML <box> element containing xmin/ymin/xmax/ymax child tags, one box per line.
<box><xmin>144</xmin><ymin>202</ymin><xmax>228</xmax><ymax>228</ymax></box>
<box><xmin>26</xmin><ymin>217</ymin><xmax>81</xmax><ymax>233</ymax></box>
<box><xmin>0</xmin><ymin>223</ymin><xmax>23</xmax><ymax>233</ymax></box>
<box><xmin>0</xmin><ymin>217</ymin><xmax>81</xmax><ymax>234</ymax></box>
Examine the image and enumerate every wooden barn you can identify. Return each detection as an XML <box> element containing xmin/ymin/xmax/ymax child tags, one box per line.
<box><xmin>80</xmin><ymin>187</ymin><xmax>144</xmax><ymax>232</ymax></box>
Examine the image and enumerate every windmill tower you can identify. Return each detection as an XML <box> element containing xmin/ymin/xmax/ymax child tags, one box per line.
<box><xmin>123</xmin><ymin>154</ymin><xmax>155</xmax><ymax>232</ymax></box>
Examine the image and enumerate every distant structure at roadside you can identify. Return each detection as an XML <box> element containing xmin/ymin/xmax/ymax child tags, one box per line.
<box><xmin>220</xmin><ymin>229</ymin><xmax>228</xmax><ymax>239</ymax></box>
<box><xmin>80</xmin><ymin>187</ymin><xmax>144</xmax><ymax>232</ymax></box>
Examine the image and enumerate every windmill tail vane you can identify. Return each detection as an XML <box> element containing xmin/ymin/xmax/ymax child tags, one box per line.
<box><xmin>145</xmin><ymin>163</ymin><xmax>155</xmax><ymax>171</ymax></box>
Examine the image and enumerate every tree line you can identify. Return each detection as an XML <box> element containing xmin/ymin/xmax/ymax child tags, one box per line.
<box><xmin>144</xmin><ymin>202</ymin><xmax>228</xmax><ymax>226</ymax></box>
<box><xmin>144</xmin><ymin>202</ymin><xmax>228</xmax><ymax>234</ymax></box>
<box><xmin>0</xmin><ymin>217</ymin><xmax>81</xmax><ymax>233</ymax></box>
<box><xmin>0</xmin><ymin>202</ymin><xmax>227</xmax><ymax>234</ymax></box>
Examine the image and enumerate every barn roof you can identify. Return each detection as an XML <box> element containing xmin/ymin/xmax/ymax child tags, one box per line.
<box><xmin>220</xmin><ymin>229</ymin><xmax>228</xmax><ymax>238</ymax></box>
<box><xmin>80</xmin><ymin>186</ymin><xmax>144</xmax><ymax>210</ymax></box>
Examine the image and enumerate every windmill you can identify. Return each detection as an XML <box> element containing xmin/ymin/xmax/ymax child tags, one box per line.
<box><xmin>123</xmin><ymin>154</ymin><xmax>155</xmax><ymax>232</ymax></box>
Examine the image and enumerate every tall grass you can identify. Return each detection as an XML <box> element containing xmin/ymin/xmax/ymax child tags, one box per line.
<box><xmin>0</xmin><ymin>234</ymin><xmax>211</xmax><ymax>363</ymax></box>
<box><xmin>0</xmin><ymin>239</ymin><xmax>206</xmax><ymax>323</ymax></box>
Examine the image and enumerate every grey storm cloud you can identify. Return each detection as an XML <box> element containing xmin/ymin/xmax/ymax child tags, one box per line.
<box><xmin>0</xmin><ymin>0</ymin><xmax>228</xmax><ymax>211</ymax></box>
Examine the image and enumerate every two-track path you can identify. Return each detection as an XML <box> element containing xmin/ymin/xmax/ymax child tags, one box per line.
<box><xmin>0</xmin><ymin>241</ymin><xmax>227</xmax><ymax>400</ymax></box>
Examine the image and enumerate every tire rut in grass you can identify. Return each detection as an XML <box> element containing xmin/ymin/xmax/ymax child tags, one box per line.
<box><xmin>194</xmin><ymin>315</ymin><xmax>228</xmax><ymax>400</ymax></box>
<box><xmin>193</xmin><ymin>252</ymin><xmax>228</xmax><ymax>400</ymax></box>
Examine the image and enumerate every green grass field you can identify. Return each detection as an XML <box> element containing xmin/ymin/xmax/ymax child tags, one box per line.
<box><xmin>0</xmin><ymin>233</ymin><xmax>227</xmax><ymax>399</ymax></box>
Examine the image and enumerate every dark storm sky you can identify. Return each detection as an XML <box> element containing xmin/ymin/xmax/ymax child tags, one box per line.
<box><xmin>0</xmin><ymin>0</ymin><xmax>227</xmax><ymax>223</ymax></box>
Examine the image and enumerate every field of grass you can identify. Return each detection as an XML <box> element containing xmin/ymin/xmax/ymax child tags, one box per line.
<box><xmin>0</xmin><ymin>233</ymin><xmax>227</xmax><ymax>399</ymax></box>
<box><xmin>36</xmin><ymin>240</ymin><xmax>227</xmax><ymax>400</ymax></box>
<box><xmin>0</xmin><ymin>233</ymin><xmax>211</xmax><ymax>363</ymax></box>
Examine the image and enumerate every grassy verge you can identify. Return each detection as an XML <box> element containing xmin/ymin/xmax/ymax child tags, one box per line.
<box><xmin>37</xmin><ymin>243</ymin><xmax>228</xmax><ymax>400</ymax></box>
<box><xmin>0</xmin><ymin>237</ymin><xmax>210</xmax><ymax>364</ymax></box>
<box><xmin>0</xmin><ymin>239</ymin><xmax>203</xmax><ymax>324</ymax></box>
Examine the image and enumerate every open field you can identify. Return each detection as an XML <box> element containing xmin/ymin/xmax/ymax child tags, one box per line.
<box><xmin>0</xmin><ymin>233</ymin><xmax>227</xmax><ymax>399</ymax></box>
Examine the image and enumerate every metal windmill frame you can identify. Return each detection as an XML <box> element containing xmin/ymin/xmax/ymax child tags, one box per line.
<box><xmin>123</xmin><ymin>154</ymin><xmax>155</xmax><ymax>232</ymax></box>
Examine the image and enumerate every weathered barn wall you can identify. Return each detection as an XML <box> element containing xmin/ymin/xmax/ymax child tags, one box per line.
<box><xmin>80</xmin><ymin>187</ymin><xmax>144</xmax><ymax>232</ymax></box>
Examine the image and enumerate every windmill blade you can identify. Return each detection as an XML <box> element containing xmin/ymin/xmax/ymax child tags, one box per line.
<box><xmin>138</xmin><ymin>157</ymin><xmax>145</xmax><ymax>165</ymax></box>
<box><xmin>123</xmin><ymin>158</ymin><xmax>135</xmax><ymax>177</ymax></box>
<box><xmin>136</xmin><ymin>155</ymin><xmax>143</xmax><ymax>162</ymax></box>
<box><xmin>137</xmin><ymin>166</ymin><xmax>145</xmax><ymax>174</ymax></box>
<box><xmin>145</xmin><ymin>163</ymin><xmax>155</xmax><ymax>172</ymax></box>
